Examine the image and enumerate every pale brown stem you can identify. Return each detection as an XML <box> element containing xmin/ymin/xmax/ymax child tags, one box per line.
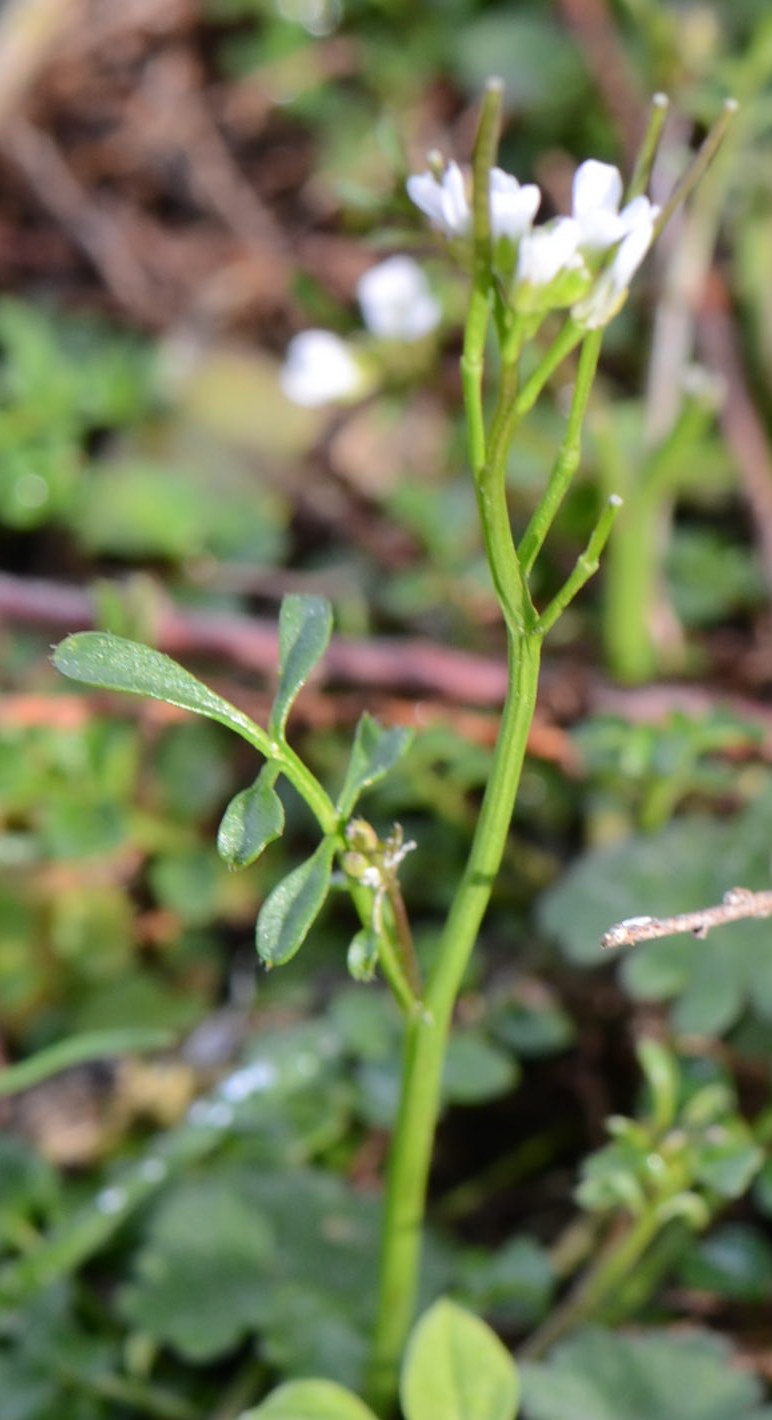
<box><xmin>601</xmin><ymin>886</ymin><xmax>772</xmax><ymax>951</ymax></box>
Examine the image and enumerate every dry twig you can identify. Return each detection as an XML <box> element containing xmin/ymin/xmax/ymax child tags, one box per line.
<box><xmin>601</xmin><ymin>886</ymin><xmax>772</xmax><ymax>950</ymax></box>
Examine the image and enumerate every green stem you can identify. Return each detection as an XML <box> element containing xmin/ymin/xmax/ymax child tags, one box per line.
<box><xmin>626</xmin><ymin>92</ymin><xmax>669</xmax><ymax>202</ymax></box>
<box><xmin>364</xmin><ymin>630</ymin><xmax>542</xmax><ymax>1414</ymax></box>
<box><xmin>602</xmin><ymin>490</ymin><xmax>660</xmax><ymax>682</ymax></box>
<box><xmin>653</xmin><ymin>98</ymin><xmax>738</xmax><ymax>241</ymax></box>
<box><xmin>56</xmin><ymin>1368</ymin><xmax>197</xmax><ymax>1420</ymax></box>
<box><xmin>519</xmin><ymin>1208</ymin><xmax>662</xmax><ymax>1360</ymax></box>
<box><xmin>519</xmin><ymin>330</ymin><xmax>603</xmax><ymax>576</ymax></box>
<box><xmin>482</xmin><ymin>322</ymin><xmax>579</xmax><ymax>505</ymax></box>
<box><xmin>273</xmin><ymin>739</ymin><xmax>337</xmax><ymax>835</ymax></box>
<box><xmin>534</xmin><ymin>494</ymin><xmax>622</xmax><ymax>637</ymax></box>
<box><xmin>460</xmin><ymin>78</ymin><xmax>502</xmax><ymax>478</ymax></box>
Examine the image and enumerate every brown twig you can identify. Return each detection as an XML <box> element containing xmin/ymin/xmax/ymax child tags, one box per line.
<box><xmin>2</xmin><ymin>118</ymin><xmax>165</xmax><ymax>324</ymax></box>
<box><xmin>601</xmin><ymin>886</ymin><xmax>772</xmax><ymax>950</ymax></box>
<box><xmin>0</xmin><ymin>570</ymin><xmax>510</xmax><ymax>704</ymax></box>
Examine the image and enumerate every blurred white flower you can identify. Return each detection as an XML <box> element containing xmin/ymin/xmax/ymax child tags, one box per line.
<box><xmin>572</xmin><ymin>159</ymin><xmax>627</xmax><ymax>250</ymax></box>
<box><xmin>489</xmin><ymin>167</ymin><xmax>541</xmax><ymax>241</ymax></box>
<box><xmin>280</xmin><ymin>329</ymin><xmax>364</xmax><ymax>407</ymax></box>
<box><xmin>573</xmin><ymin>194</ymin><xmax>659</xmax><ymax>328</ymax></box>
<box><xmin>516</xmin><ymin>217</ymin><xmax>582</xmax><ymax>287</ymax></box>
<box><xmin>406</xmin><ymin>161</ymin><xmax>471</xmax><ymax>237</ymax></box>
<box><xmin>357</xmin><ymin>256</ymin><xmax>441</xmax><ymax>341</ymax></box>
<box><xmin>407</xmin><ymin>161</ymin><xmax>540</xmax><ymax>244</ymax></box>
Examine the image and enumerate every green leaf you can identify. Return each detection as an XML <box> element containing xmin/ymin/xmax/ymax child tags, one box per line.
<box><xmin>119</xmin><ymin>1175</ymin><xmax>275</xmax><ymax>1361</ymax></box>
<box><xmin>120</xmin><ymin>1166</ymin><xmax>380</xmax><ymax>1378</ymax></box>
<box><xmin>347</xmin><ymin>928</ymin><xmax>380</xmax><ymax>982</ymax></box>
<box><xmin>337</xmin><ymin>713</ymin><xmax>412</xmax><ymax>817</ymax></box>
<box><xmin>240</xmin><ymin>1378</ymin><xmax>378</xmax><ymax>1420</ymax></box>
<box><xmin>692</xmin><ymin>1119</ymin><xmax>763</xmax><ymax>1198</ymax></box>
<box><xmin>256</xmin><ymin>839</ymin><xmax>335</xmax><ymax>966</ymax></box>
<box><xmin>218</xmin><ymin>766</ymin><xmax>284</xmax><ymax>868</ymax></box>
<box><xmin>442</xmin><ymin>1030</ymin><xmax>519</xmax><ymax>1105</ymax></box>
<box><xmin>679</xmin><ymin>1223</ymin><xmax>772</xmax><ymax>1303</ymax></box>
<box><xmin>401</xmin><ymin>1298</ymin><xmax>520</xmax><ymax>1420</ymax></box>
<box><xmin>270</xmin><ymin>595</ymin><xmax>333</xmax><ymax>739</ymax></box>
<box><xmin>457</xmin><ymin>1238</ymin><xmax>554</xmax><ymax>1329</ymax></box>
<box><xmin>520</xmin><ymin>1325</ymin><xmax>772</xmax><ymax>1420</ymax></box>
<box><xmin>53</xmin><ymin>632</ymin><xmax>267</xmax><ymax>750</ymax></box>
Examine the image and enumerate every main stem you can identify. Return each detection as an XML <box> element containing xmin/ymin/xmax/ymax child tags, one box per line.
<box><xmin>364</xmin><ymin>628</ymin><xmax>541</xmax><ymax>1414</ymax></box>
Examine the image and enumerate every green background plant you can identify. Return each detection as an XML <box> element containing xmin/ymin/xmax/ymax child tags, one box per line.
<box><xmin>2</xmin><ymin>1</ymin><xmax>772</xmax><ymax>1418</ymax></box>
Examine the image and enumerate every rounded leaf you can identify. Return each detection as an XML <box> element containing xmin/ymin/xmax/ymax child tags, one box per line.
<box><xmin>240</xmin><ymin>1379</ymin><xmax>377</xmax><ymax>1420</ymax></box>
<box><xmin>401</xmin><ymin>1299</ymin><xmax>520</xmax><ymax>1420</ymax></box>
<box><xmin>218</xmin><ymin>768</ymin><xmax>284</xmax><ymax>869</ymax></box>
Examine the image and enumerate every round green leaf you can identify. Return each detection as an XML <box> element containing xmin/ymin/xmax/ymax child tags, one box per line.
<box><xmin>401</xmin><ymin>1299</ymin><xmax>520</xmax><ymax>1420</ymax></box>
<box><xmin>218</xmin><ymin>767</ymin><xmax>284</xmax><ymax>868</ymax></box>
<box><xmin>240</xmin><ymin>1378</ymin><xmax>378</xmax><ymax>1420</ymax></box>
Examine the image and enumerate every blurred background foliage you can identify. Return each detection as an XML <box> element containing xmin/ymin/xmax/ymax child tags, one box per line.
<box><xmin>2</xmin><ymin>0</ymin><xmax>772</xmax><ymax>1416</ymax></box>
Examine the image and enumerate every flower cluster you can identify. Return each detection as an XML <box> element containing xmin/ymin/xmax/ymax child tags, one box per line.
<box><xmin>280</xmin><ymin>255</ymin><xmax>441</xmax><ymax>408</ymax></box>
<box><xmin>407</xmin><ymin>155</ymin><xmax>659</xmax><ymax>329</ymax></box>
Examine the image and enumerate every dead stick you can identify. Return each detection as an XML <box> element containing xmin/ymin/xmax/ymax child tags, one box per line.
<box><xmin>601</xmin><ymin>886</ymin><xmax>772</xmax><ymax>950</ymax></box>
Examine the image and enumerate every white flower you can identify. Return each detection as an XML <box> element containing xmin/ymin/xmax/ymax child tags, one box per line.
<box><xmin>516</xmin><ymin>217</ymin><xmax>582</xmax><ymax>287</ymax></box>
<box><xmin>573</xmin><ymin>194</ymin><xmax>658</xmax><ymax>328</ymax></box>
<box><xmin>407</xmin><ymin>161</ymin><xmax>541</xmax><ymax>244</ymax></box>
<box><xmin>357</xmin><ymin>256</ymin><xmax>441</xmax><ymax>341</ymax></box>
<box><xmin>280</xmin><ymin>329</ymin><xmax>364</xmax><ymax>407</ymax></box>
<box><xmin>572</xmin><ymin>159</ymin><xmax>627</xmax><ymax>250</ymax></box>
<box><xmin>406</xmin><ymin>161</ymin><xmax>471</xmax><ymax>237</ymax></box>
<box><xmin>489</xmin><ymin>167</ymin><xmax>541</xmax><ymax>241</ymax></box>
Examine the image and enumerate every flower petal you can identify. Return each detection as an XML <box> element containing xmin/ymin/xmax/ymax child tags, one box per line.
<box><xmin>489</xmin><ymin>168</ymin><xmax>541</xmax><ymax>241</ymax></box>
<box><xmin>517</xmin><ymin>217</ymin><xmax>581</xmax><ymax>286</ymax></box>
<box><xmin>357</xmin><ymin>256</ymin><xmax>441</xmax><ymax>340</ymax></box>
<box><xmin>573</xmin><ymin>159</ymin><xmax>623</xmax><ymax>218</ymax></box>
<box><xmin>406</xmin><ymin>161</ymin><xmax>471</xmax><ymax>237</ymax></box>
<box><xmin>280</xmin><ymin>330</ymin><xmax>363</xmax><ymax>406</ymax></box>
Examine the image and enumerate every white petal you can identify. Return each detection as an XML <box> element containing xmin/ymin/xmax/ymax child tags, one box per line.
<box><xmin>490</xmin><ymin>169</ymin><xmax>541</xmax><ymax>241</ymax></box>
<box><xmin>572</xmin><ymin>159</ymin><xmax>623</xmax><ymax>219</ymax></box>
<box><xmin>517</xmin><ymin>217</ymin><xmax>581</xmax><ymax>286</ymax></box>
<box><xmin>357</xmin><ymin>256</ymin><xmax>440</xmax><ymax>340</ymax></box>
<box><xmin>439</xmin><ymin>161</ymin><xmax>471</xmax><ymax>236</ymax></box>
<box><xmin>406</xmin><ymin>162</ymin><xmax>471</xmax><ymax>237</ymax></box>
<box><xmin>576</xmin><ymin>208</ymin><xmax>625</xmax><ymax>251</ymax></box>
<box><xmin>406</xmin><ymin>171</ymin><xmax>446</xmax><ymax>228</ymax></box>
<box><xmin>611</xmin><ymin>196</ymin><xmax>658</xmax><ymax>287</ymax></box>
<box><xmin>280</xmin><ymin>330</ymin><xmax>363</xmax><ymax>407</ymax></box>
